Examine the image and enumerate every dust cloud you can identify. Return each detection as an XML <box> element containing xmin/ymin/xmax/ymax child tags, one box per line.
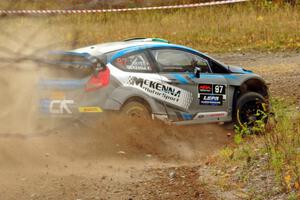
<box><xmin>0</xmin><ymin>21</ymin><xmax>232</xmax><ymax>170</ymax></box>
<box><xmin>0</xmin><ymin>20</ymin><xmax>233</xmax><ymax>200</ymax></box>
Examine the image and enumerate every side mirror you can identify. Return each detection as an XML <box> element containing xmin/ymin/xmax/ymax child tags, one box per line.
<box><xmin>194</xmin><ymin>66</ymin><xmax>201</xmax><ymax>78</ymax></box>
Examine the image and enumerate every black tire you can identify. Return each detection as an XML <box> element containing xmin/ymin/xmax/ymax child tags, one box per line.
<box><xmin>235</xmin><ymin>92</ymin><xmax>268</xmax><ymax>128</ymax></box>
<box><xmin>121</xmin><ymin>101</ymin><xmax>151</xmax><ymax>120</ymax></box>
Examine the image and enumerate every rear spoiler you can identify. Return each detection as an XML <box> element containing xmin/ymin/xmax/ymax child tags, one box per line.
<box><xmin>43</xmin><ymin>51</ymin><xmax>93</xmax><ymax>69</ymax></box>
<box><xmin>37</xmin><ymin>51</ymin><xmax>106</xmax><ymax>72</ymax></box>
<box><xmin>124</xmin><ymin>37</ymin><xmax>169</xmax><ymax>43</ymax></box>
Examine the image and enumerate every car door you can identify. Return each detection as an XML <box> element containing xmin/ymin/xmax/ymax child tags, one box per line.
<box><xmin>149</xmin><ymin>48</ymin><xmax>229</xmax><ymax>123</ymax></box>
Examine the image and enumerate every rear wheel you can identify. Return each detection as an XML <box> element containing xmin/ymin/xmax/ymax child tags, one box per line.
<box><xmin>236</xmin><ymin>92</ymin><xmax>268</xmax><ymax>129</ymax></box>
<box><xmin>121</xmin><ymin>101</ymin><xmax>151</xmax><ymax>120</ymax></box>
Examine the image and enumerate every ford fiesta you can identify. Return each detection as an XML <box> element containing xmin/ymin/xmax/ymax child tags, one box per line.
<box><xmin>39</xmin><ymin>38</ymin><xmax>269</xmax><ymax>127</ymax></box>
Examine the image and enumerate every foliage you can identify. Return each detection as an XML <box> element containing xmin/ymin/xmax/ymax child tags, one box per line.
<box><xmin>264</xmin><ymin>99</ymin><xmax>300</xmax><ymax>193</ymax></box>
<box><xmin>234</xmin><ymin>108</ymin><xmax>268</xmax><ymax>144</ymax></box>
<box><xmin>231</xmin><ymin>99</ymin><xmax>300</xmax><ymax>194</ymax></box>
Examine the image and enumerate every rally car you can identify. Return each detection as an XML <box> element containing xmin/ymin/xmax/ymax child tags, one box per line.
<box><xmin>39</xmin><ymin>38</ymin><xmax>269</xmax><ymax>127</ymax></box>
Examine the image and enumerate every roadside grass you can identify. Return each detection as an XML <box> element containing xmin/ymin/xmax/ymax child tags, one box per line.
<box><xmin>265</xmin><ymin>99</ymin><xmax>300</xmax><ymax>192</ymax></box>
<box><xmin>217</xmin><ymin>98</ymin><xmax>300</xmax><ymax>198</ymax></box>
<box><xmin>0</xmin><ymin>3</ymin><xmax>300</xmax><ymax>53</ymax></box>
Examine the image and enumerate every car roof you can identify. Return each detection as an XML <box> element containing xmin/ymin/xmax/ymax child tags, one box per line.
<box><xmin>68</xmin><ymin>39</ymin><xmax>230</xmax><ymax>72</ymax></box>
<box><xmin>70</xmin><ymin>39</ymin><xmax>226</xmax><ymax>66</ymax></box>
<box><xmin>71</xmin><ymin>41</ymin><xmax>161</xmax><ymax>55</ymax></box>
<box><xmin>71</xmin><ymin>39</ymin><xmax>201</xmax><ymax>56</ymax></box>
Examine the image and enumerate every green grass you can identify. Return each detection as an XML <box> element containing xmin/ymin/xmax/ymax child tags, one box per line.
<box><xmin>218</xmin><ymin>98</ymin><xmax>300</xmax><ymax>195</ymax></box>
<box><xmin>0</xmin><ymin>3</ymin><xmax>300</xmax><ymax>53</ymax></box>
<box><xmin>265</xmin><ymin>99</ymin><xmax>300</xmax><ymax>192</ymax></box>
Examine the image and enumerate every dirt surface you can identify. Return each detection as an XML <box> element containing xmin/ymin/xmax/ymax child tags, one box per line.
<box><xmin>0</xmin><ymin>117</ymin><xmax>226</xmax><ymax>200</ymax></box>
<box><xmin>0</xmin><ymin>52</ymin><xmax>299</xmax><ymax>200</ymax></box>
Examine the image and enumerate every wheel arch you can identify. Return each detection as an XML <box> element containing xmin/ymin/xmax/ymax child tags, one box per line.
<box><xmin>104</xmin><ymin>86</ymin><xmax>168</xmax><ymax>115</ymax></box>
<box><xmin>121</xmin><ymin>96</ymin><xmax>152</xmax><ymax>113</ymax></box>
<box><xmin>238</xmin><ymin>78</ymin><xmax>269</xmax><ymax>98</ymax></box>
<box><xmin>231</xmin><ymin>78</ymin><xmax>269</xmax><ymax>120</ymax></box>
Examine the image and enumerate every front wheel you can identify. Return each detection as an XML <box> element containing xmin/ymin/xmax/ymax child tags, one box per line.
<box><xmin>235</xmin><ymin>92</ymin><xmax>268</xmax><ymax>129</ymax></box>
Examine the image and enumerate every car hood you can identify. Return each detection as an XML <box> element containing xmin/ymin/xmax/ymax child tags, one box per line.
<box><xmin>228</xmin><ymin>65</ymin><xmax>253</xmax><ymax>74</ymax></box>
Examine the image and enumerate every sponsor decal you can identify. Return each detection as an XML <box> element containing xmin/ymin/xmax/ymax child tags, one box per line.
<box><xmin>116</xmin><ymin>57</ymin><xmax>127</xmax><ymax>65</ymax></box>
<box><xmin>198</xmin><ymin>84</ymin><xmax>226</xmax><ymax>105</ymax></box>
<box><xmin>198</xmin><ymin>84</ymin><xmax>226</xmax><ymax>95</ymax></box>
<box><xmin>199</xmin><ymin>94</ymin><xmax>223</xmax><ymax>106</ymax></box>
<box><xmin>115</xmin><ymin>55</ymin><xmax>151</xmax><ymax>71</ymax></box>
<box><xmin>213</xmin><ymin>84</ymin><xmax>226</xmax><ymax>94</ymax></box>
<box><xmin>78</xmin><ymin>106</ymin><xmax>103</xmax><ymax>113</ymax></box>
<box><xmin>193</xmin><ymin>111</ymin><xmax>227</xmax><ymax>120</ymax></box>
<box><xmin>198</xmin><ymin>84</ymin><xmax>212</xmax><ymax>93</ymax></box>
<box><xmin>125</xmin><ymin>76</ymin><xmax>193</xmax><ymax>110</ymax></box>
<box><xmin>49</xmin><ymin>99</ymin><xmax>74</xmax><ymax>114</ymax></box>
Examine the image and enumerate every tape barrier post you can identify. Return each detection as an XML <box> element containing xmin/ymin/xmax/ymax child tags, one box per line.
<box><xmin>0</xmin><ymin>0</ymin><xmax>250</xmax><ymax>15</ymax></box>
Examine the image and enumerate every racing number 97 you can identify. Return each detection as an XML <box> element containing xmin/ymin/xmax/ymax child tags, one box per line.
<box><xmin>213</xmin><ymin>85</ymin><xmax>225</xmax><ymax>94</ymax></box>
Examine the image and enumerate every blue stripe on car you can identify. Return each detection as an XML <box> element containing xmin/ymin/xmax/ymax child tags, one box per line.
<box><xmin>110</xmin><ymin>43</ymin><xmax>202</xmax><ymax>63</ymax></box>
<box><xmin>182</xmin><ymin>113</ymin><xmax>193</xmax><ymax>120</ymax></box>
<box><xmin>171</xmin><ymin>74</ymin><xmax>190</xmax><ymax>84</ymax></box>
<box><xmin>188</xmin><ymin>73</ymin><xmax>238</xmax><ymax>80</ymax></box>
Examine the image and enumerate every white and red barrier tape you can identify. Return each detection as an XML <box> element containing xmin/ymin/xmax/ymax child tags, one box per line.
<box><xmin>0</xmin><ymin>0</ymin><xmax>249</xmax><ymax>15</ymax></box>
